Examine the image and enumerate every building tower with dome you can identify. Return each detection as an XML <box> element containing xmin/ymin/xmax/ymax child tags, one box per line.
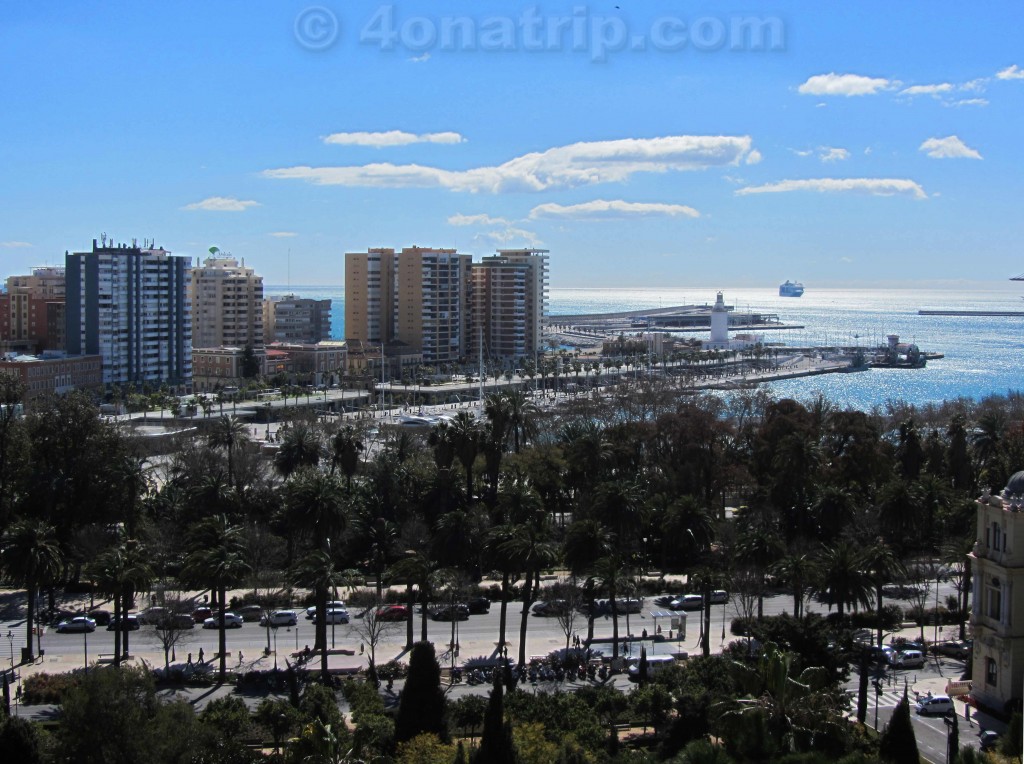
<box><xmin>970</xmin><ymin>470</ymin><xmax>1024</xmax><ymax>714</ymax></box>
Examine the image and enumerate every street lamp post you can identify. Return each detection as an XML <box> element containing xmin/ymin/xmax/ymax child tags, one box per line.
<box><xmin>83</xmin><ymin>627</ymin><xmax>89</xmax><ymax>673</ymax></box>
<box><xmin>272</xmin><ymin>626</ymin><xmax>279</xmax><ymax>671</ymax></box>
<box><xmin>5</xmin><ymin>630</ymin><xmax>12</xmax><ymax>668</ymax></box>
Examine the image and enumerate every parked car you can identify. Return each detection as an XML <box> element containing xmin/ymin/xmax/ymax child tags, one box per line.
<box><xmin>375</xmin><ymin>605</ymin><xmax>408</xmax><ymax>621</ymax></box>
<box><xmin>531</xmin><ymin>600</ymin><xmax>570</xmax><ymax>617</ymax></box>
<box><xmin>260</xmin><ymin>609</ymin><xmax>299</xmax><ymax>627</ymax></box>
<box><xmin>614</xmin><ymin>597</ymin><xmax>643</xmax><ymax>614</ymax></box>
<box><xmin>314</xmin><ymin>608</ymin><xmax>350</xmax><ymax>625</ymax></box>
<box><xmin>670</xmin><ymin>595</ymin><xmax>704</xmax><ymax>611</ymax></box>
<box><xmin>306</xmin><ymin>601</ymin><xmax>346</xmax><ymax>619</ymax></box>
<box><xmin>709</xmin><ymin>590</ymin><xmax>729</xmax><ymax>605</ymax></box>
<box><xmin>236</xmin><ymin>605</ymin><xmax>264</xmax><ymax>622</ymax></box>
<box><xmin>915</xmin><ymin>694</ymin><xmax>954</xmax><ymax>716</ymax></box>
<box><xmin>467</xmin><ymin>596</ymin><xmax>491</xmax><ymax>614</ymax></box>
<box><xmin>139</xmin><ymin>607</ymin><xmax>169</xmax><ymax>625</ymax></box>
<box><xmin>87</xmin><ymin>609</ymin><xmax>112</xmax><ymax>626</ymax></box>
<box><xmin>431</xmin><ymin>604</ymin><xmax>470</xmax><ymax>621</ymax></box>
<box><xmin>157</xmin><ymin>613</ymin><xmax>195</xmax><ymax>629</ymax></box>
<box><xmin>654</xmin><ymin>594</ymin><xmax>683</xmax><ymax>608</ymax></box>
<box><xmin>192</xmin><ymin>606</ymin><xmax>212</xmax><ymax>623</ymax></box>
<box><xmin>203</xmin><ymin>612</ymin><xmax>244</xmax><ymax>629</ymax></box>
<box><xmin>107</xmin><ymin>614</ymin><xmax>141</xmax><ymax>631</ymax></box>
<box><xmin>979</xmin><ymin>730</ymin><xmax>1001</xmax><ymax>752</ymax></box>
<box><xmin>56</xmin><ymin>616</ymin><xmax>96</xmax><ymax>634</ymax></box>
<box><xmin>932</xmin><ymin>640</ymin><xmax>971</xmax><ymax>660</ymax></box>
<box><xmin>891</xmin><ymin>649</ymin><xmax>926</xmax><ymax>669</ymax></box>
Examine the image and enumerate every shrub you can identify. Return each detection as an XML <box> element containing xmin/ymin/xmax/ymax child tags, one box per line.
<box><xmin>23</xmin><ymin>671</ymin><xmax>82</xmax><ymax>704</ymax></box>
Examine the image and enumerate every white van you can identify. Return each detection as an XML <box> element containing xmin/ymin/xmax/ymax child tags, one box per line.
<box><xmin>670</xmin><ymin>595</ymin><xmax>703</xmax><ymax>611</ymax></box>
<box><xmin>892</xmin><ymin>649</ymin><xmax>925</xmax><ymax>669</ymax></box>
<box><xmin>628</xmin><ymin>655</ymin><xmax>677</xmax><ymax>681</ymax></box>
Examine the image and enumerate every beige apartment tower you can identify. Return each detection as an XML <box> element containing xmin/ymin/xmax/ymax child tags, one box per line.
<box><xmin>189</xmin><ymin>256</ymin><xmax>264</xmax><ymax>349</ymax></box>
<box><xmin>344</xmin><ymin>248</ymin><xmax>395</xmax><ymax>346</ymax></box>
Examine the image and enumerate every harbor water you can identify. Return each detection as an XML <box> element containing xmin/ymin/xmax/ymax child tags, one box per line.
<box><xmin>269</xmin><ymin>282</ymin><xmax>1023</xmax><ymax>411</ymax></box>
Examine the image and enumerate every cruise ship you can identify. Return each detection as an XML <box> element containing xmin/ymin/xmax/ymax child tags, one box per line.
<box><xmin>779</xmin><ymin>280</ymin><xmax>805</xmax><ymax>297</ymax></box>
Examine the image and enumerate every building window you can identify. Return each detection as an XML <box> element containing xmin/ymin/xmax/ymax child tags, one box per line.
<box><xmin>986</xmin><ymin>657</ymin><xmax>998</xmax><ymax>686</ymax></box>
<box><xmin>986</xmin><ymin>577</ymin><xmax>1002</xmax><ymax>622</ymax></box>
<box><xmin>993</xmin><ymin>522</ymin><xmax>1002</xmax><ymax>552</ymax></box>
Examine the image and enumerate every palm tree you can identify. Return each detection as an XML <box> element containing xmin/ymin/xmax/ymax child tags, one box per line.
<box><xmin>816</xmin><ymin>542</ymin><xmax>873</xmax><ymax>618</ymax></box>
<box><xmin>207</xmin><ymin>416</ymin><xmax>249</xmax><ymax>488</ymax></box>
<box><xmin>589</xmin><ymin>554</ymin><xmax>631</xmax><ymax>659</ymax></box>
<box><xmin>718</xmin><ymin>642</ymin><xmax>844</xmax><ymax>756</ymax></box>
<box><xmin>497</xmin><ymin>519</ymin><xmax>557</xmax><ymax>666</ymax></box>
<box><xmin>181</xmin><ymin>515</ymin><xmax>250</xmax><ymax>681</ymax></box>
<box><xmin>448</xmin><ymin>412</ymin><xmax>481</xmax><ymax>499</ymax></box>
<box><xmin>502</xmin><ymin>389</ymin><xmax>538</xmax><ymax>453</ymax></box>
<box><xmin>861</xmin><ymin>539</ymin><xmax>907</xmax><ymax>647</ymax></box>
<box><xmin>292</xmin><ymin>549</ymin><xmax>346</xmax><ymax>682</ymax></box>
<box><xmin>364</xmin><ymin>516</ymin><xmax>399</xmax><ymax>601</ymax></box>
<box><xmin>275</xmin><ymin>422</ymin><xmax>324</xmax><ymax>477</ymax></box>
<box><xmin>563</xmin><ymin>518</ymin><xmax>611</xmax><ymax>645</ymax></box>
<box><xmin>769</xmin><ymin>551</ymin><xmax>820</xmax><ymax>619</ymax></box>
<box><xmin>330</xmin><ymin>426</ymin><xmax>364</xmax><ymax>491</ymax></box>
<box><xmin>387</xmin><ymin>549</ymin><xmax>438</xmax><ymax>647</ymax></box>
<box><xmin>285</xmin><ymin>469</ymin><xmax>348</xmax><ymax>662</ymax></box>
<box><xmin>89</xmin><ymin>539</ymin><xmax>152</xmax><ymax>664</ymax></box>
<box><xmin>0</xmin><ymin>519</ymin><xmax>64</xmax><ymax>661</ymax></box>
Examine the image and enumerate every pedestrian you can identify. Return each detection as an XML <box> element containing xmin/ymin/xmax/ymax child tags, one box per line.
<box><xmin>238</xmin><ymin>651</ymin><xmax>244</xmax><ymax>665</ymax></box>
<box><xmin>360</xmin><ymin>642</ymin><xmax>364</xmax><ymax>655</ymax></box>
<box><xmin>186</xmin><ymin>652</ymin><xmax>193</xmax><ymax>667</ymax></box>
<box><xmin>965</xmin><ymin>702</ymin><xmax>972</xmax><ymax>726</ymax></box>
<box><xmin>198</xmin><ymin>647</ymin><xmax>205</xmax><ymax>664</ymax></box>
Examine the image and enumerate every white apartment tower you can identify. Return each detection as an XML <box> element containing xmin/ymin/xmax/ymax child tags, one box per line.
<box><xmin>66</xmin><ymin>239</ymin><xmax>191</xmax><ymax>388</ymax></box>
<box><xmin>189</xmin><ymin>255</ymin><xmax>264</xmax><ymax>349</ymax></box>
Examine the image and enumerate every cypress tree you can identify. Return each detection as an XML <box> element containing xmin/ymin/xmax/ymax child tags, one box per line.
<box><xmin>879</xmin><ymin>691</ymin><xmax>919</xmax><ymax>764</ymax></box>
<box><xmin>395</xmin><ymin>641</ymin><xmax>448</xmax><ymax>743</ymax></box>
<box><xmin>638</xmin><ymin>646</ymin><xmax>649</xmax><ymax>686</ymax></box>
<box><xmin>475</xmin><ymin>674</ymin><xmax>516</xmax><ymax>764</ymax></box>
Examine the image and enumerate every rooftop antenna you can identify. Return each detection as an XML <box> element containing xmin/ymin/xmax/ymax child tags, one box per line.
<box><xmin>100</xmin><ymin>232</ymin><xmax>107</xmax><ymax>247</ymax></box>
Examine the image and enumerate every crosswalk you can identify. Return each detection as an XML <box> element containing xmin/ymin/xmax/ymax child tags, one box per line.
<box><xmin>848</xmin><ymin>688</ymin><xmax>916</xmax><ymax>708</ymax></box>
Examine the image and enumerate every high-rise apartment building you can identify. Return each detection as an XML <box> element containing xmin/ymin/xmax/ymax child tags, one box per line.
<box><xmin>346</xmin><ymin>247</ymin><xmax>471</xmax><ymax>363</ymax></box>
<box><xmin>345</xmin><ymin>246</ymin><xmax>547</xmax><ymax>365</ymax></box>
<box><xmin>470</xmin><ymin>249</ymin><xmax>549</xmax><ymax>361</ymax></box>
<box><xmin>189</xmin><ymin>255</ymin><xmax>264</xmax><ymax>349</ymax></box>
<box><xmin>0</xmin><ymin>266</ymin><xmax>66</xmax><ymax>353</ymax></box>
<box><xmin>344</xmin><ymin>248</ymin><xmax>395</xmax><ymax>345</ymax></box>
<box><xmin>66</xmin><ymin>239</ymin><xmax>191</xmax><ymax>388</ymax></box>
<box><xmin>263</xmin><ymin>295</ymin><xmax>332</xmax><ymax>343</ymax></box>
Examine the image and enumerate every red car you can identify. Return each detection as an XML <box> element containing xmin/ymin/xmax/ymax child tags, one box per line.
<box><xmin>192</xmin><ymin>606</ymin><xmax>212</xmax><ymax>623</ymax></box>
<box><xmin>375</xmin><ymin>605</ymin><xmax>408</xmax><ymax>622</ymax></box>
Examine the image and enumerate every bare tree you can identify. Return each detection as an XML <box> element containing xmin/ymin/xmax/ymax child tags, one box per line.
<box><xmin>551</xmin><ymin>577</ymin><xmax>586</xmax><ymax>656</ymax></box>
<box><xmin>150</xmin><ymin>593</ymin><xmax>196</xmax><ymax>671</ymax></box>
<box><xmin>730</xmin><ymin>568</ymin><xmax>759</xmax><ymax>655</ymax></box>
<box><xmin>350</xmin><ymin>600</ymin><xmax>402</xmax><ymax>685</ymax></box>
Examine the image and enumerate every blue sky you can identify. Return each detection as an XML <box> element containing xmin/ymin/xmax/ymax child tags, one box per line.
<box><xmin>1</xmin><ymin>1</ymin><xmax>1022</xmax><ymax>288</ymax></box>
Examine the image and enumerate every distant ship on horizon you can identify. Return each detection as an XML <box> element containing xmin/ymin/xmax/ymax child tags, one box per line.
<box><xmin>779</xmin><ymin>280</ymin><xmax>805</xmax><ymax>297</ymax></box>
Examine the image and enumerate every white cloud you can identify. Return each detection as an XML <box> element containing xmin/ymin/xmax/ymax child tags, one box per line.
<box><xmin>919</xmin><ymin>135</ymin><xmax>982</xmax><ymax>159</ymax></box>
<box><xmin>791</xmin><ymin>149</ymin><xmax>814</xmax><ymax>158</ymax></box>
<box><xmin>480</xmin><ymin>227</ymin><xmax>542</xmax><ymax>246</ymax></box>
<box><xmin>183</xmin><ymin>196</ymin><xmax>261</xmax><ymax>212</ymax></box>
<box><xmin>528</xmin><ymin>199</ymin><xmax>700</xmax><ymax>221</ymax></box>
<box><xmin>736</xmin><ymin>178</ymin><xmax>927</xmax><ymax>200</ymax></box>
<box><xmin>268</xmin><ymin>231</ymin><xmax>298</xmax><ymax>238</ymax></box>
<box><xmin>409</xmin><ymin>52</ymin><xmax>431</xmax><ymax>63</ymax></box>
<box><xmin>820</xmin><ymin>147</ymin><xmax>850</xmax><ymax>163</ymax></box>
<box><xmin>798</xmin><ymin>73</ymin><xmax>891</xmax><ymax>96</ymax></box>
<box><xmin>840</xmin><ymin>256</ymin><xmax>853</xmax><ymax>263</ymax></box>
<box><xmin>900</xmin><ymin>83</ymin><xmax>953</xmax><ymax>95</ymax></box>
<box><xmin>0</xmin><ymin>240</ymin><xmax>32</xmax><ymax>248</ymax></box>
<box><xmin>322</xmin><ymin>130</ymin><xmax>465</xmax><ymax>147</ymax></box>
<box><xmin>997</xmin><ymin>64</ymin><xmax>1024</xmax><ymax>80</ymax></box>
<box><xmin>266</xmin><ymin>135</ymin><xmax>757</xmax><ymax>194</ymax></box>
<box><xmin>745</xmin><ymin>149</ymin><xmax>763</xmax><ymax>164</ymax></box>
<box><xmin>947</xmin><ymin>98</ymin><xmax>989</xmax><ymax>108</ymax></box>
<box><xmin>447</xmin><ymin>213</ymin><xmax>511</xmax><ymax>226</ymax></box>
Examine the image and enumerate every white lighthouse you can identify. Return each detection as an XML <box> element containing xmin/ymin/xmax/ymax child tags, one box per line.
<box><xmin>710</xmin><ymin>291</ymin><xmax>729</xmax><ymax>344</ymax></box>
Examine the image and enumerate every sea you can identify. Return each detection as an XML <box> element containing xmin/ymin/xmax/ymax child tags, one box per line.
<box><xmin>267</xmin><ymin>283</ymin><xmax>1024</xmax><ymax>412</ymax></box>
